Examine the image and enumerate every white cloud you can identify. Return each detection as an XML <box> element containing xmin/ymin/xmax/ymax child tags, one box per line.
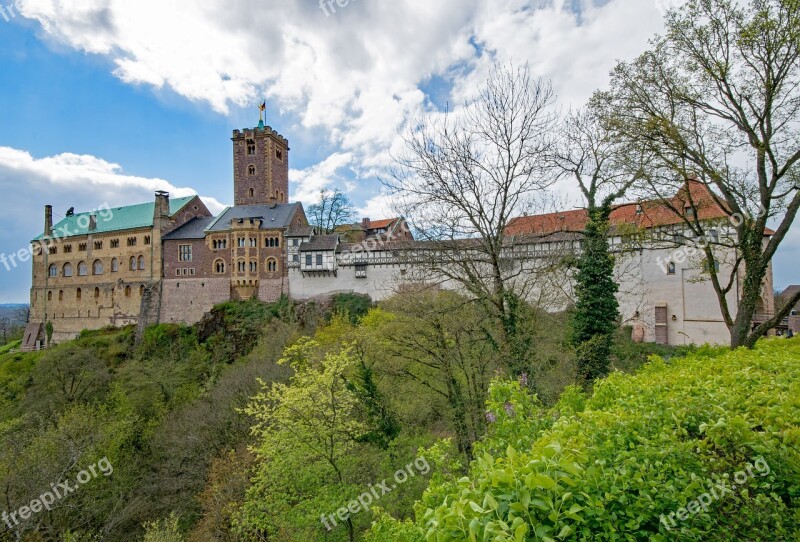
<box><xmin>0</xmin><ymin>147</ymin><xmax>225</xmax><ymax>215</ymax></box>
<box><xmin>356</xmin><ymin>193</ymin><xmax>395</xmax><ymax>221</ymax></box>
<box><xmin>0</xmin><ymin>145</ymin><xmax>224</xmax><ymax>301</ymax></box>
<box><xmin>289</xmin><ymin>152</ymin><xmax>354</xmax><ymax>205</ymax></box>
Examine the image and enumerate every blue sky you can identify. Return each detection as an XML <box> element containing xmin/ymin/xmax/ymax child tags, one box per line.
<box><xmin>0</xmin><ymin>0</ymin><xmax>796</xmax><ymax>303</ymax></box>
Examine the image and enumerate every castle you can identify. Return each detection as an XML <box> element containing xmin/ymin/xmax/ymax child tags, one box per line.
<box><xmin>22</xmin><ymin>121</ymin><xmax>790</xmax><ymax>349</ymax></box>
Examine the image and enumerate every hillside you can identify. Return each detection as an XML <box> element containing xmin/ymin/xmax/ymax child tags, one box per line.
<box><xmin>1</xmin><ymin>294</ymin><xmax>797</xmax><ymax>541</ymax></box>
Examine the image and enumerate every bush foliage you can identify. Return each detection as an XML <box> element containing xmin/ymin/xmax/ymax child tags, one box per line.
<box><xmin>372</xmin><ymin>338</ymin><xmax>800</xmax><ymax>541</ymax></box>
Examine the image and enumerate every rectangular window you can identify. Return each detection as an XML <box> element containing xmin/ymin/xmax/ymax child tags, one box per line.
<box><xmin>127</xmin><ymin>237</ymin><xmax>137</xmax><ymax>247</ymax></box>
<box><xmin>293</xmin><ymin>254</ymin><xmax>299</xmax><ymax>262</ymax></box>
<box><xmin>355</xmin><ymin>264</ymin><xmax>367</xmax><ymax>279</ymax></box>
<box><xmin>110</xmin><ymin>239</ymin><xmax>119</xmax><ymax>248</ymax></box>
<box><xmin>316</xmin><ymin>254</ymin><xmax>323</xmax><ymax>266</ymax></box>
<box><xmin>293</xmin><ymin>239</ymin><xmax>299</xmax><ymax>246</ymax></box>
<box><xmin>305</xmin><ymin>254</ymin><xmax>312</xmax><ymax>267</ymax></box>
<box><xmin>94</xmin><ymin>241</ymin><xmax>103</xmax><ymax>250</ymax></box>
<box><xmin>176</xmin><ymin>269</ymin><xmax>181</xmax><ymax>277</ymax></box>
<box><xmin>179</xmin><ymin>245</ymin><xmax>193</xmax><ymax>262</ymax></box>
<box><xmin>78</xmin><ymin>243</ymin><xmax>87</xmax><ymax>251</ymax></box>
<box><xmin>190</xmin><ymin>268</ymin><xmax>196</xmax><ymax>276</ymax></box>
<box><xmin>238</xmin><ymin>238</ymin><xmax>245</xmax><ymax>248</ymax></box>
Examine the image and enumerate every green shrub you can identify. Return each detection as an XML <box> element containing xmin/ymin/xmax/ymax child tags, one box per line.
<box><xmin>331</xmin><ymin>293</ymin><xmax>373</xmax><ymax>324</ymax></box>
<box><xmin>373</xmin><ymin>338</ymin><xmax>800</xmax><ymax>541</ymax></box>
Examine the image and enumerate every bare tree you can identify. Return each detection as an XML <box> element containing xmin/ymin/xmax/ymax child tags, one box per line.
<box><xmin>0</xmin><ymin>318</ymin><xmax>8</xmax><ymax>345</ymax></box>
<box><xmin>14</xmin><ymin>305</ymin><xmax>29</xmax><ymax>326</ymax></box>
<box><xmin>551</xmin><ymin>107</ymin><xmax>645</xmax><ymax>214</ymax></box>
<box><xmin>598</xmin><ymin>0</ymin><xmax>800</xmax><ymax>348</ymax></box>
<box><xmin>385</xmin><ymin>62</ymin><xmax>557</xmax><ymax>367</ymax></box>
<box><xmin>307</xmin><ymin>188</ymin><xmax>355</xmax><ymax>234</ymax></box>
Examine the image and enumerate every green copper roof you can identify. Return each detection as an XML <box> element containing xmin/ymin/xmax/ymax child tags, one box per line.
<box><xmin>33</xmin><ymin>196</ymin><xmax>197</xmax><ymax>241</ymax></box>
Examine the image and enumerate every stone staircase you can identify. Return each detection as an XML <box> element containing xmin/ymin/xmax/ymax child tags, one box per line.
<box><xmin>20</xmin><ymin>322</ymin><xmax>44</xmax><ymax>351</ymax></box>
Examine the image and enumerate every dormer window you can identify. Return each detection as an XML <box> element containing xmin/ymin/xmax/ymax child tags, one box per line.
<box><xmin>685</xmin><ymin>206</ymin><xmax>696</xmax><ymax>220</ymax></box>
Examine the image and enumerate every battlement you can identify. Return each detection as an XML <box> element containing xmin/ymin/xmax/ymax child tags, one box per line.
<box><xmin>232</xmin><ymin>125</ymin><xmax>289</xmax><ymax>148</ymax></box>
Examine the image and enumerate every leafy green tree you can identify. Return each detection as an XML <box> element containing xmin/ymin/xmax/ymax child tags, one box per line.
<box><xmin>550</xmin><ymin>107</ymin><xmax>644</xmax><ymax>385</ymax></box>
<box><xmin>238</xmin><ymin>339</ymin><xmax>369</xmax><ymax>541</ymax></box>
<box><xmin>599</xmin><ymin>0</ymin><xmax>800</xmax><ymax>348</ymax></box>
<box><xmin>570</xmin><ymin>211</ymin><xmax>618</xmax><ymax>385</ymax></box>
<box><xmin>365</xmin><ymin>291</ymin><xmax>502</xmax><ymax>458</ymax></box>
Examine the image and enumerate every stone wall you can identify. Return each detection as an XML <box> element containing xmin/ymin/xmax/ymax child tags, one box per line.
<box><xmin>160</xmin><ymin>278</ymin><xmax>231</xmax><ymax>325</ymax></box>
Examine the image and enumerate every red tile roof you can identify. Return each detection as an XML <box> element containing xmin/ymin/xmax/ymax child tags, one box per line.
<box><xmin>368</xmin><ymin>218</ymin><xmax>398</xmax><ymax>230</ymax></box>
<box><xmin>506</xmin><ymin>181</ymin><xmax>731</xmax><ymax>236</ymax></box>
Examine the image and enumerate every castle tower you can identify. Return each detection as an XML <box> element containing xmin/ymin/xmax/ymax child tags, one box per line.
<box><xmin>231</xmin><ymin>121</ymin><xmax>290</xmax><ymax>206</ymax></box>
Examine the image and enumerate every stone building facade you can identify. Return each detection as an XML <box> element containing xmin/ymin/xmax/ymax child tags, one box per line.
<box><xmin>25</xmin><ymin>193</ymin><xmax>211</xmax><ymax>347</ymax></box>
<box><xmin>24</xmin><ymin>122</ymin><xmax>780</xmax><ymax>348</ymax></box>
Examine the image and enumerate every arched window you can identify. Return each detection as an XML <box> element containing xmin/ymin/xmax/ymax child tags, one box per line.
<box><xmin>78</xmin><ymin>262</ymin><xmax>88</xmax><ymax>276</ymax></box>
<box><xmin>140</xmin><ymin>285</ymin><xmax>145</xmax><ymax>296</ymax></box>
<box><xmin>267</xmin><ymin>258</ymin><xmax>277</xmax><ymax>272</ymax></box>
<box><xmin>138</xmin><ymin>256</ymin><xmax>145</xmax><ymax>270</ymax></box>
<box><xmin>249</xmin><ymin>188</ymin><xmax>255</xmax><ymax>198</ymax></box>
<box><xmin>214</xmin><ymin>260</ymin><xmax>226</xmax><ymax>274</ymax></box>
<box><xmin>130</xmin><ymin>257</ymin><xmax>137</xmax><ymax>271</ymax></box>
<box><xmin>250</xmin><ymin>261</ymin><xmax>258</xmax><ymax>273</ymax></box>
<box><xmin>279</xmin><ymin>191</ymin><xmax>284</xmax><ymax>201</ymax></box>
<box><xmin>124</xmin><ymin>286</ymin><xmax>131</xmax><ymax>297</ymax></box>
<box><xmin>111</xmin><ymin>258</ymin><xmax>118</xmax><ymax>272</ymax></box>
<box><xmin>93</xmin><ymin>260</ymin><xmax>104</xmax><ymax>275</ymax></box>
<box><xmin>94</xmin><ymin>287</ymin><xmax>100</xmax><ymax>299</ymax></box>
<box><xmin>238</xmin><ymin>260</ymin><xmax>246</xmax><ymax>273</ymax></box>
<box><xmin>248</xmin><ymin>165</ymin><xmax>256</xmax><ymax>175</ymax></box>
<box><xmin>47</xmin><ymin>291</ymin><xmax>53</xmax><ymax>301</ymax></box>
<box><xmin>246</xmin><ymin>139</ymin><xmax>256</xmax><ymax>155</ymax></box>
<box><xmin>76</xmin><ymin>288</ymin><xmax>82</xmax><ymax>300</ymax></box>
<box><xmin>667</xmin><ymin>262</ymin><xmax>676</xmax><ymax>275</ymax></box>
<box><xmin>63</xmin><ymin>263</ymin><xmax>73</xmax><ymax>277</ymax></box>
<box><xmin>58</xmin><ymin>290</ymin><xmax>63</xmax><ymax>301</ymax></box>
<box><xmin>48</xmin><ymin>264</ymin><xmax>58</xmax><ymax>278</ymax></box>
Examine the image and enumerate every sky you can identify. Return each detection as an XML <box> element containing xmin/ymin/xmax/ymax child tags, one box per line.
<box><xmin>0</xmin><ymin>0</ymin><xmax>796</xmax><ymax>303</ymax></box>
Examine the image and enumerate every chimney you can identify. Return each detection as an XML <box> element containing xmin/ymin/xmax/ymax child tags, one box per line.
<box><xmin>44</xmin><ymin>205</ymin><xmax>53</xmax><ymax>237</ymax></box>
<box><xmin>362</xmin><ymin>218</ymin><xmax>371</xmax><ymax>229</ymax></box>
<box><xmin>154</xmin><ymin>191</ymin><xmax>170</xmax><ymax>234</ymax></box>
<box><xmin>155</xmin><ymin>191</ymin><xmax>170</xmax><ymax>218</ymax></box>
<box><xmin>89</xmin><ymin>214</ymin><xmax>97</xmax><ymax>231</ymax></box>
